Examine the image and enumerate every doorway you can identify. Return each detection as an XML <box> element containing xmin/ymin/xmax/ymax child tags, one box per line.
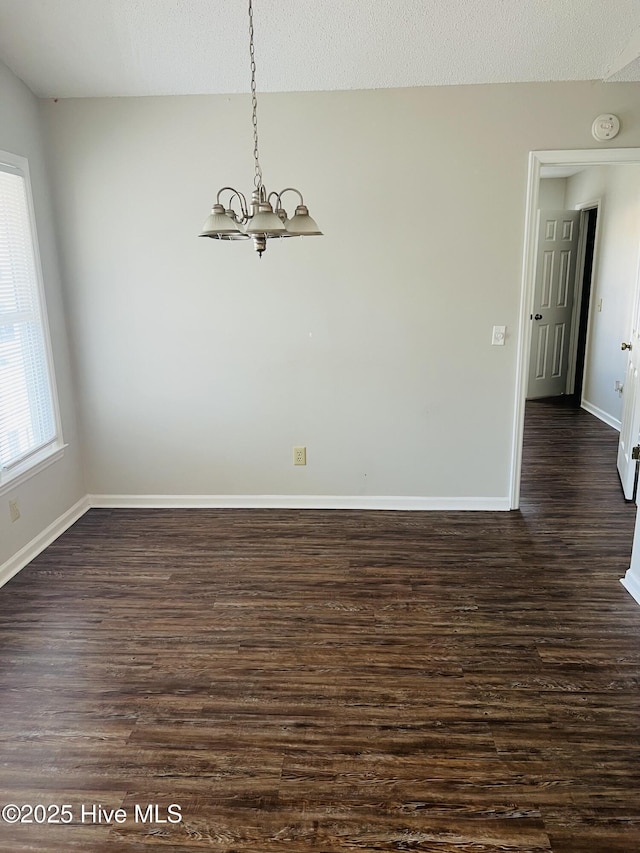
<box><xmin>510</xmin><ymin>148</ymin><xmax>640</xmax><ymax>510</ymax></box>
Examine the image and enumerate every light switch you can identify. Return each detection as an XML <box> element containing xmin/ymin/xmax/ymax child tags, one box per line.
<box><xmin>492</xmin><ymin>325</ymin><xmax>506</xmax><ymax>346</ymax></box>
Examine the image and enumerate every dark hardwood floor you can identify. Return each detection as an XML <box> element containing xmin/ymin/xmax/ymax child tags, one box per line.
<box><xmin>1</xmin><ymin>399</ymin><xmax>639</xmax><ymax>852</ymax></box>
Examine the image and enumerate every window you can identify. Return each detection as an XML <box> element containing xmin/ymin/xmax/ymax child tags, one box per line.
<box><xmin>0</xmin><ymin>151</ymin><xmax>63</xmax><ymax>490</ymax></box>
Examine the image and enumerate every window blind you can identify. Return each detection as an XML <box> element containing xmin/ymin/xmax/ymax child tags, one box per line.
<box><xmin>0</xmin><ymin>163</ymin><xmax>57</xmax><ymax>473</ymax></box>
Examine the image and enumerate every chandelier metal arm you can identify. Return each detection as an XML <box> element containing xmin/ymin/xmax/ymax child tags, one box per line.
<box><xmin>276</xmin><ymin>188</ymin><xmax>304</xmax><ymax>205</ymax></box>
<box><xmin>273</xmin><ymin>187</ymin><xmax>305</xmax><ymax>211</ymax></box>
<box><xmin>215</xmin><ymin>187</ymin><xmax>249</xmax><ymax>222</ymax></box>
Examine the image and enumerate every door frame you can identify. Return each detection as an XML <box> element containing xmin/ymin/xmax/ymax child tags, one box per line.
<box><xmin>510</xmin><ymin>148</ymin><xmax>640</xmax><ymax>509</ymax></box>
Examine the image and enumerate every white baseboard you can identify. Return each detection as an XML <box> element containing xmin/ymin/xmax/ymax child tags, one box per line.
<box><xmin>89</xmin><ymin>494</ymin><xmax>511</xmax><ymax>511</ymax></box>
<box><xmin>581</xmin><ymin>399</ymin><xmax>621</xmax><ymax>431</ymax></box>
<box><xmin>0</xmin><ymin>492</ymin><xmax>510</xmax><ymax>589</ymax></box>
<box><xmin>621</xmin><ymin>570</ymin><xmax>640</xmax><ymax>607</ymax></box>
<box><xmin>0</xmin><ymin>496</ymin><xmax>90</xmax><ymax>590</ymax></box>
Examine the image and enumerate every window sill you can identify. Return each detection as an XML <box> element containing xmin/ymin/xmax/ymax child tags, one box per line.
<box><xmin>0</xmin><ymin>444</ymin><xmax>68</xmax><ymax>496</ymax></box>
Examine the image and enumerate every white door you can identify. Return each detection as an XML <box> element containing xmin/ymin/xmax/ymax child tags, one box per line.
<box><xmin>527</xmin><ymin>210</ymin><xmax>582</xmax><ymax>399</ymax></box>
<box><xmin>617</xmin><ymin>260</ymin><xmax>640</xmax><ymax>499</ymax></box>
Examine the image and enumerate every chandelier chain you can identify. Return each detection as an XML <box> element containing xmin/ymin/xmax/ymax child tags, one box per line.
<box><xmin>248</xmin><ymin>0</ymin><xmax>262</xmax><ymax>190</ymax></box>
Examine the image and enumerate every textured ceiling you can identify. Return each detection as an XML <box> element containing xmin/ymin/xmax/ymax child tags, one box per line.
<box><xmin>0</xmin><ymin>0</ymin><xmax>639</xmax><ymax>99</ymax></box>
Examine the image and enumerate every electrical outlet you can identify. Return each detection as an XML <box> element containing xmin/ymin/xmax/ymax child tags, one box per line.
<box><xmin>8</xmin><ymin>499</ymin><xmax>20</xmax><ymax>523</ymax></box>
<box><xmin>293</xmin><ymin>446</ymin><xmax>307</xmax><ymax>466</ymax></box>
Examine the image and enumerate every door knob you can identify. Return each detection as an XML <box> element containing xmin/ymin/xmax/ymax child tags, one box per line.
<box><xmin>534</xmin><ymin>314</ymin><xmax>543</xmax><ymax>320</ymax></box>
<box><xmin>622</xmin><ymin>342</ymin><xmax>633</xmax><ymax>351</ymax></box>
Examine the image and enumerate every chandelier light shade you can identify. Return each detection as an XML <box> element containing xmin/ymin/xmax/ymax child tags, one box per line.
<box><xmin>199</xmin><ymin>0</ymin><xmax>322</xmax><ymax>257</ymax></box>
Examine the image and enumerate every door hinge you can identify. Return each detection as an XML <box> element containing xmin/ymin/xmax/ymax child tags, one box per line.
<box><xmin>632</xmin><ymin>446</ymin><xmax>640</xmax><ymax>461</ymax></box>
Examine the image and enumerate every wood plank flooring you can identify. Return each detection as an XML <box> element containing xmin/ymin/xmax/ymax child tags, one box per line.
<box><xmin>1</xmin><ymin>399</ymin><xmax>640</xmax><ymax>851</ymax></box>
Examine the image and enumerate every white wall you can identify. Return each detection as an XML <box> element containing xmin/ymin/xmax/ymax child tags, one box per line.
<box><xmin>40</xmin><ymin>81</ymin><xmax>640</xmax><ymax>505</ymax></box>
<box><xmin>539</xmin><ymin>178</ymin><xmax>567</xmax><ymax>209</ymax></box>
<box><xmin>565</xmin><ymin>165</ymin><xmax>640</xmax><ymax>425</ymax></box>
<box><xmin>0</xmin><ymin>61</ymin><xmax>86</xmax><ymax>568</ymax></box>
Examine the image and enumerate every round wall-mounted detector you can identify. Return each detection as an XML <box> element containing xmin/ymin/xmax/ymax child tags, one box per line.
<box><xmin>592</xmin><ymin>114</ymin><xmax>620</xmax><ymax>141</ymax></box>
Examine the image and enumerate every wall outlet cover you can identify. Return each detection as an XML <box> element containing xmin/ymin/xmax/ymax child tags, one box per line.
<box><xmin>9</xmin><ymin>499</ymin><xmax>20</xmax><ymax>522</ymax></box>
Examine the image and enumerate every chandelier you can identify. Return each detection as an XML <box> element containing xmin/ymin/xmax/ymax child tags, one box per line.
<box><xmin>199</xmin><ymin>0</ymin><xmax>322</xmax><ymax>258</ymax></box>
